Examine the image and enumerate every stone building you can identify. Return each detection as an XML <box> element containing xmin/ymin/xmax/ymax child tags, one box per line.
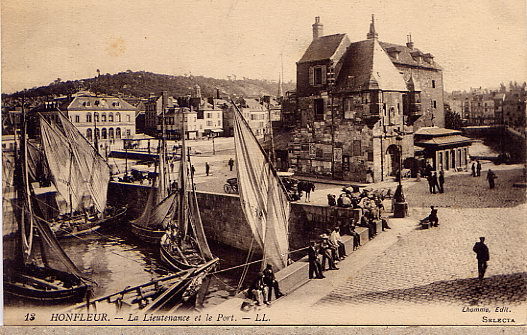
<box><xmin>32</xmin><ymin>91</ymin><xmax>137</xmax><ymax>145</ymax></box>
<box><xmin>503</xmin><ymin>83</ymin><xmax>526</xmax><ymax>135</ymax></box>
<box><xmin>289</xmin><ymin>16</ymin><xmax>444</xmax><ymax>182</ymax></box>
<box><xmin>414</xmin><ymin>127</ymin><xmax>472</xmax><ymax>172</ymax></box>
<box><xmin>223</xmin><ymin>97</ymin><xmax>270</xmax><ymax>139</ymax></box>
<box><xmin>143</xmin><ymin>91</ymin><xmax>178</xmax><ymax>136</ymax></box>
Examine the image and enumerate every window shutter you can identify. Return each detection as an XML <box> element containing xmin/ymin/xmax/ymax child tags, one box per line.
<box><xmin>309</xmin><ymin>67</ymin><xmax>314</xmax><ymax>86</ymax></box>
<box><xmin>321</xmin><ymin>66</ymin><xmax>327</xmax><ymax>84</ymax></box>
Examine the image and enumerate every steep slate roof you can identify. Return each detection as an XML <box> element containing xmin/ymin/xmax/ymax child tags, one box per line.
<box><xmin>336</xmin><ymin>39</ymin><xmax>407</xmax><ymax>92</ymax></box>
<box><xmin>380</xmin><ymin>41</ymin><xmax>442</xmax><ymax>70</ymax></box>
<box><xmin>298</xmin><ymin>34</ymin><xmax>350</xmax><ymax>63</ymax></box>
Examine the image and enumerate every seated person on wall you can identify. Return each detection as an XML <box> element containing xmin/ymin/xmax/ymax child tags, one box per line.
<box><xmin>319</xmin><ymin>234</ymin><xmax>339</xmax><ymax>271</ymax></box>
<box><xmin>327</xmin><ymin>194</ymin><xmax>336</xmax><ymax>206</ymax></box>
<box><xmin>263</xmin><ymin>264</ymin><xmax>284</xmax><ymax>301</ymax></box>
<box><xmin>337</xmin><ymin>194</ymin><xmax>352</xmax><ymax>208</ymax></box>
<box><xmin>349</xmin><ymin>225</ymin><xmax>361</xmax><ymax>250</ymax></box>
<box><xmin>326</xmin><ymin>229</ymin><xmax>340</xmax><ymax>261</ymax></box>
<box><xmin>248</xmin><ymin>272</ymin><xmax>269</xmax><ymax>306</ymax></box>
<box><xmin>331</xmin><ymin>226</ymin><xmax>347</xmax><ymax>260</ymax></box>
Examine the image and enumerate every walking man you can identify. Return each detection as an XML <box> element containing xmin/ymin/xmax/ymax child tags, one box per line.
<box><xmin>205</xmin><ymin>162</ymin><xmax>210</xmax><ymax>176</ymax></box>
<box><xmin>438</xmin><ymin>170</ymin><xmax>445</xmax><ymax>193</ymax></box>
<box><xmin>476</xmin><ymin>160</ymin><xmax>482</xmax><ymax>177</ymax></box>
<box><xmin>487</xmin><ymin>169</ymin><xmax>497</xmax><ymax>189</ymax></box>
<box><xmin>228</xmin><ymin>158</ymin><xmax>234</xmax><ymax>171</ymax></box>
<box><xmin>471</xmin><ymin>162</ymin><xmax>476</xmax><ymax>177</ymax></box>
<box><xmin>473</xmin><ymin>237</ymin><xmax>489</xmax><ymax>280</ymax></box>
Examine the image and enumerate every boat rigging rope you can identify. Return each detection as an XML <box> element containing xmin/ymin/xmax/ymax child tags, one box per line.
<box><xmin>235</xmin><ymin>238</ymin><xmax>254</xmax><ymax>294</ymax></box>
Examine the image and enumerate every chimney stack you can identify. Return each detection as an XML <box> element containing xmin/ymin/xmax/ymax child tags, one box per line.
<box><xmin>366</xmin><ymin>14</ymin><xmax>378</xmax><ymax>39</ymax></box>
<box><xmin>312</xmin><ymin>16</ymin><xmax>323</xmax><ymax>40</ymax></box>
<box><xmin>406</xmin><ymin>34</ymin><xmax>414</xmax><ymax>49</ymax></box>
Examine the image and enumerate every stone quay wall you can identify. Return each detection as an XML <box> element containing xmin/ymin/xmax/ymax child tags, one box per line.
<box><xmin>108</xmin><ymin>182</ymin><xmax>359</xmax><ymax>258</ymax></box>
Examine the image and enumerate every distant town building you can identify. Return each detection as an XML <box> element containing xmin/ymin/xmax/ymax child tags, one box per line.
<box><xmin>144</xmin><ymin>91</ymin><xmax>178</xmax><ymax>136</ymax></box>
<box><xmin>503</xmin><ymin>83</ymin><xmax>526</xmax><ymax>136</ymax></box>
<box><xmin>223</xmin><ymin>97</ymin><xmax>271</xmax><ymax>139</ymax></box>
<box><xmin>32</xmin><ymin>91</ymin><xmax>137</xmax><ymax>145</ymax></box>
<box><xmin>288</xmin><ymin>16</ymin><xmax>444</xmax><ymax>182</ymax></box>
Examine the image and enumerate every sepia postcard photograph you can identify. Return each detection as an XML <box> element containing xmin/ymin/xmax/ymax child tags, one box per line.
<box><xmin>1</xmin><ymin>0</ymin><xmax>526</xmax><ymax>328</ymax></box>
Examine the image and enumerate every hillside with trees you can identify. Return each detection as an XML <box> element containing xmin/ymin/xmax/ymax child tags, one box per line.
<box><xmin>2</xmin><ymin>71</ymin><xmax>295</xmax><ymax>107</ymax></box>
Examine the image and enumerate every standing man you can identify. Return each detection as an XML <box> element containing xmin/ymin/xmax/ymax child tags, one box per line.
<box><xmin>476</xmin><ymin>160</ymin><xmax>482</xmax><ymax>177</ymax></box>
<box><xmin>205</xmin><ymin>162</ymin><xmax>210</xmax><ymax>176</ymax></box>
<box><xmin>228</xmin><ymin>158</ymin><xmax>234</xmax><ymax>171</ymax></box>
<box><xmin>473</xmin><ymin>237</ymin><xmax>489</xmax><ymax>280</ymax></box>
<box><xmin>307</xmin><ymin>241</ymin><xmax>324</xmax><ymax>279</ymax></box>
<box><xmin>487</xmin><ymin>169</ymin><xmax>497</xmax><ymax>189</ymax></box>
<box><xmin>438</xmin><ymin>170</ymin><xmax>445</xmax><ymax>193</ymax></box>
<box><xmin>471</xmin><ymin>162</ymin><xmax>476</xmax><ymax>177</ymax></box>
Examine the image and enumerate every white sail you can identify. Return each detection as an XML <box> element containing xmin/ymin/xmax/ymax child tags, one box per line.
<box><xmin>40</xmin><ymin>117</ymin><xmax>90</xmax><ymax>214</ymax></box>
<box><xmin>233</xmin><ymin>103</ymin><xmax>290</xmax><ymax>270</ymax></box>
<box><xmin>58</xmin><ymin>113</ymin><xmax>110</xmax><ymax>213</ymax></box>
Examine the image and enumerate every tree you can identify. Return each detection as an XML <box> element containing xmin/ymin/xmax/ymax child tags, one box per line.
<box><xmin>445</xmin><ymin>109</ymin><xmax>463</xmax><ymax>130</ymax></box>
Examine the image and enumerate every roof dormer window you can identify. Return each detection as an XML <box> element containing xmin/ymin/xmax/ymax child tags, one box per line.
<box><xmin>410</xmin><ymin>51</ymin><xmax>423</xmax><ymax>64</ymax></box>
<box><xmin>386</xmin><ymin>47</ymin><xmax>401</xmax><ymax>60</ymax></box>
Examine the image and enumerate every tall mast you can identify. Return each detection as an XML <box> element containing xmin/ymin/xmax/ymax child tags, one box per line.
<box><xmin>19</xmin><ymin>94</ymin><xmax>34</xmax><ymax>264</ymax></box>
<box><xmin>179</xmin><ymin>104</ymin><xmax>189</xmax><ymax>239</ymax></box>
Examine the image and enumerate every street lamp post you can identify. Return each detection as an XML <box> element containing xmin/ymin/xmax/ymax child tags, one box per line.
<box><xmin>212</xmin><ymin>135</ymin><xmax>215</xmax><ymax>155</ymax></box>
<box><xmin>393</xmin><ymin>134</ymin><xmax>408</xmax><ymax>218</ymax></box>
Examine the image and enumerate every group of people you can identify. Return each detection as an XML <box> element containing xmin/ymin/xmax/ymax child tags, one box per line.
<box><xmin>307</xmin><ymin>227</ymin><xmax>347</xmax><ymax>279</ymax></box>
<box><xmin>246</xmin><ymin>264</ymin><xmax>284</xmax><ymax>307</ymax></box>
<box><xmin>423</xmin><ymin>164</ymin><xmax>445</xmax><ymax>194</ymax></box>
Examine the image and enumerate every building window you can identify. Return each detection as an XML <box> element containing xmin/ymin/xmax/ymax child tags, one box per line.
<box><xmin>94</xmin><ymin>113</ymin><xmax>99</xmax><ymax>122</ymax></box>
<box><xmin>314</xmin><ymin>67</ymin><xmax>323</xmax><ymax>85</ymax></box>
<box><xmin>101</xmin><ymin>128</ymin><xmax>107</xmax><ymax>139</ymax></box>
<box><xmin>116</xmin><ymin>128</ymin><xmax>121</xmax><ymax>138</ymax></box>
<box><xmin>108</xmin><ymin>113</ymin><xmax>114</xmax><ymax>122</ymax></box>
<box><xmin>126</xmin><ymin>129</ymin><xmax>131</xmax><ymax>138</ymax></box>
<box><xmin>309</xmin><ymin>65</ymin><xmax>326</xmax><ymax>86</ymax></box>
<box><xmin>343</xmin><ymin>155</ymin><xmax>350</xmax><ymax>171</ymax></box>
<box><xmin>75</xmin><ymin>115</ymin><xmax>80</xmax><ymax>123</ymax></box>
<box><xmin>314</xmin><ymin>98</ymin><xmax>324</xmax><ymax>121</ymax></box>
<box><xmin>352</xmin><ymin>140</ymin><xmax>361</xmax><ymax>156</ymax></box>
<box><xmin>86</xmin><ymin>113</ymin><xmax>92</xmax><ymax>123</ymax></box>
<box><xmin>86</xmin><ymin>128</ymin><xmax>92</xmax><ymax>141</ymax></box>
<box><xmin>127</xmin><ymin>114</ymin><xmax>131</xmax><ymax>122</ymax></box>
<box><xmin>101</xmin><ymin>113</ymin><xmax>107</xmax><ymax>122</ymax></box>
<box><xmin>432</xmin><ymin>80</ymin><xmax>436</xmax><ymax>88</ymax></box>
<box><xmin>95</xmin><ymin>128</ymin><xmax>100</xmax><ymax>139</ymax></box>
<box><xmin>109</xmin><ymin>128</ymin><xmax>114</xmax><ymax>139</ymax></box>
<box><xmin>433</xmin><ymin>100</ymin><xmax>437</xmax><ymax>109</ymax></box>
<box><xmin>116</xmin><ymin>112</ymin><xmax>121</xmax><ymax>122</ymax></box>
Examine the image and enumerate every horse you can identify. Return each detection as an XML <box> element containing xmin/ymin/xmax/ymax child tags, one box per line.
<box><xmin>298</xmin><ymin>181</ymin><xmax>315</xmax><ymax>202</ymax></box>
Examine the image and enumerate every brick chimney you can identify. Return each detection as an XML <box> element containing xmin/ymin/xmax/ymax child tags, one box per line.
<box><xmin>312</xmin><ymin>16</ymin><xmax>323</xmax><ymax>40</ymax></box>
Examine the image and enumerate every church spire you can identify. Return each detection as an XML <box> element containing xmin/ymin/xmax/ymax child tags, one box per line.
<box><xmin>367</xmin><ymin>14</ymin><xmax>378</xmax><ymax>40</ymax></box>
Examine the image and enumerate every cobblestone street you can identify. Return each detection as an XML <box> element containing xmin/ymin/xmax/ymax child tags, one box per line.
<box><xmin>316</xmin><ymin>166</ymin><xmax>526</xmax><ymax>306</ymax></box>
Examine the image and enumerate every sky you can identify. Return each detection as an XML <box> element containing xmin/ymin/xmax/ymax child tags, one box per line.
<box><xmin>2</xmin><ymin>0</ymin><xmax>526</xmax><ymax>93</ymax></box>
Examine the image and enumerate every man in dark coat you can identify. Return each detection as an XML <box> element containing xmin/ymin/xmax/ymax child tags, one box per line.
<box><xmin>263</xmin><ymin>264</ymin><xmax>284</xmax><ymax>301</ymax></box>
<box><xmin>473</xmin><ymin>237</ymin><xmax>490</xmax><ymax>280</ymax></box>
<box><xmin>438</xmin><ymin>170</ymin><xmax>445</xmax><ymax>193</ymax></box>
<box><xmin>427</xmin><ymin>174</ymin><xmax>436</xmax><ymax>194</ymax></box>
<box><xmin>487</xmin><ymin>169</ymin><xmax>497</xmax><ymax>189</ymax></box>
<box><xmin>476</xmin><ymin>160</ymin><xmax>482</xmax><ymax>177</ymax></box>
<box><xmin>471</xmin><ymin>162</ymin><xmax>476</xmax><ymax>177</ymax></box>
<box><xmin>228</xmin><ymin>158</ymin><xmax>235</xmax><ymax>171</ymax></box>
<box><xmin>205</xmin><ymin>162</ymin><xmax>210</xmax><ymax>176</ymax></box>
<box><xmin>307</xmin><ymin>241</ymin><xmax>324</xmax><ymax>279</ymax></box>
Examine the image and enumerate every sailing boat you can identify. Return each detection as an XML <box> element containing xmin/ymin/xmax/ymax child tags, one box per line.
<box><xmin>38</xmin><ymin>112</ymin><xmax>126</xmax><ymax>238</ymax></box>
<box><xmin>3</xmin><ymin>109</ymin><xmax>91</xmax><ymax>304</ymax></box>
<box><xmin>159</xmin><ymin>107</ymin><xmax>217</xmax><ymax>271</ymax></box>
<box><xmin>231</xmin><ymin>101</ymin><xmax>290</xmax><ymax>271</ymax></box>
<box><xmin>130</xmin><ymin>108</ymin><xmax>175</xmax><ymax>243</ymax></box>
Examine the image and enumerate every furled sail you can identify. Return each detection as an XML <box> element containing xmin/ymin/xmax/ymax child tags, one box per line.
<box><xmin>131</xmin><ymin>161</ymin><xmax>177</xmax><ymax>229</ymax></box>
<box><xmin>39</xmin><ymin>117</ymin><xmax>90</xmax><ymax>214</ymax></box>
<box><xmin>232</xmin><ymin>103</ymin><xmax>290</xmax><ymax>270</ymax></box>
<box><xmin>58</xmin><ymin>113</ymin><xmax>110</xmax><ymax>213</ymax></box>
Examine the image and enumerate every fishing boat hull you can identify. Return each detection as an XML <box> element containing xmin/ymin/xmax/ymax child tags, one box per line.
<box><xmin>159</xmin><ymin>242</ymin><xmax>197</xmax><ymax>271</ymax></box>
<box><xmin>130</xmin><ymin>223</ymin><xmax>165</xmax><ymax>244</ymax></box>
<box><xmin>4</xmin><ymin>266</ymin><xmax>90</xmax><ymax>304</ymax></box>
<box><xmin>52</xmin><ymin>207</ymin><xmax>127</xmax><ymax>239</ymax></box>
<box><xmin>67</xmin><ymin>258</ymin><xmax>219</xmax><ymax>313</ymax></box>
